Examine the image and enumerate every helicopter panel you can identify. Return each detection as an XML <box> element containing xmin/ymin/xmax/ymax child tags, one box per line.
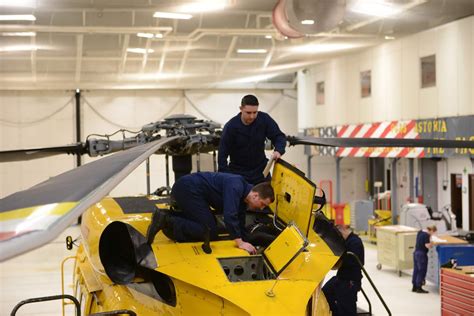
<box><xmin>270</xmin><ymin>159</ymin><xmax>316</xmax><ymax>237</ymax></box>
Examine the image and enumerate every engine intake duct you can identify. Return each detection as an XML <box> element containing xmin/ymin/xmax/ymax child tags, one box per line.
<box><xmin>99</xmin><ymin>221</ymin><xmax>157</xmax><ymax>285</ymax></box>
<box><xmin>312</xmin><ymin>212</ymin><xmax>346</xmax><ymax>256</ymax></box>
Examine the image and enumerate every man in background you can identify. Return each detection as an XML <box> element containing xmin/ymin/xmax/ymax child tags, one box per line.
<box><xmin>322</xmin><ymin>224</ymin><xmax>365</xmax><ymax>316</ymax></box>
<box><xmin>412</xmin><ymin>225</ymin><xmax>437</xmax><ymax>293</ymax></box>
<box><xmin>218</xmin><ymin>94</ymin><xmax>286</xmax><ymax>184</ymax></box>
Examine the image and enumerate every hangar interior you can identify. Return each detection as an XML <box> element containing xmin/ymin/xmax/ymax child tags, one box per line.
<box><xmin>1</xmin><ymin>1</ymin><xmax>474</xmax><ymax>316</ymax></box>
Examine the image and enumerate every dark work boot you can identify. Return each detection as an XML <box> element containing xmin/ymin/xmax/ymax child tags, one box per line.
<box><xmin>411</xmin><ymin>286</ymin><xmax>417</xmax><ymax>292</ymax></box>
<box><xmin>201</xmin><ymin>226</ymin><xmax>212</xmax><ymax>254</ymax></box>
<box><xmin>415</xmin><ymin>287</ymin><xmax>429</xmax><ymax>294</ymax></box>
<box><xmin>147</xmin><ymin>209</ymin><xmax>171</xmax><ymax>244</ymax></box>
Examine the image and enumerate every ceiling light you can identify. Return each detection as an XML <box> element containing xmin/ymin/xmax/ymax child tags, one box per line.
<box><xmin>178</xmin><ymin>0</ymin><xmax>227</xmax><ymax>13</ymax></box>
<box><xmin>127</xmin><ymin>48</ymin><xmax>155</xmax><ymax>54</ymax></box>
<box><xmin>301</xmin><ymin>19</ymin><xmax>315</xmax><ymax>25</ymax></box>
<box><xmin>264</xmin><ymin>35</ymin><xmax>272</xmax><ymax>39</ymax></box>
<box><xmin>384</xmin><ymin>35</ymin><xmax>395</xmax><ymax>40</ymax></box>
<box><xmin>228</xmin><ymin>73</ymin><xmax>278</xmax><ymax>84</ymax></box>
<box><xmin>291</xmin><ymin>43</ymin><xmax>355</xmax><ymax>54</ymax></box>
<box><xmin>153</xmin><ymin>12</ymin><xmax>192</xmax><ymax>20</ymax></box>
<box><xmin>0</xmin><ymin>0</ymin><xmax>35</xmax><ymax>7</ymax></box>
<box><xmin>351</xmin><ymin>0</ymin><xmax>402</xmax><ymax>17</ymax></box>
<box><xmin>0</xmin><ymin>45</ymin><xmax>38</xmax><ymax>52</ymax></box>
<box><xmin>1</xmin><ymin>32</ymin><xmax>36</xmax><ymax>36</ymax></box>
<box><xmin>0</xmin><ymin>14</ymin><xmax>36</xmax><ymax>21</ymax></box>
<box><xmin>137</xmin><ymin>33</ymin><xmax>163</xmax><ymax>39</ymax></box>
<box><xmin>237</xmin><ymin>49</ymin><xmax>267</xmax><ymax>54</ymax></box>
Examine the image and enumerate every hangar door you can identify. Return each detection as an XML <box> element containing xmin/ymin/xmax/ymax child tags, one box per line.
<box><xmin>421</xmin><ymin>159</ymin><xmax>438</xmax><ymax>212</ymax></box>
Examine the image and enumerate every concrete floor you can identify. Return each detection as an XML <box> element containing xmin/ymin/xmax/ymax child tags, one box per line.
<box><xmin>0</xmin><ymin>227</ymin><xmax>440</xmax><ymax>316</ymax></box>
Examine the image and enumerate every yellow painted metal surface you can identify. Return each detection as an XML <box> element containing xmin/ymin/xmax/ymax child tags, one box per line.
<box><xmin>0</xmin><ymin>202</ymin><xmax>77</xmax><ymax>220</ymax></box>
<box><xmin>264</xmin><ymin>225</ymin><xmax>306</xmax><ymax>274</ymax></box>
<box><xmin>368</xmin><ymin>209</ymin><xmax>392</xmax><ymax>243</ymax></box>
<box><xmin>270</xmin><ymin>162</ymin><xmax>316</xmax><ymax>236</ymax></box>
<box><xmin>71</xmin><ymin>162</ymin><xmax>341</xmax><ymax>315</ymax></box>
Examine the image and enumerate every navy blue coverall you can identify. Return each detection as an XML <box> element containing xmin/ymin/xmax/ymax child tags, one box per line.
<box><xmin>218</xmin><ymin>112</ymin><xmax>286</xmax><ymax>184</ymax></box>
<box><xmin>412</xmin><ymin>230</ymin><xmax>430</xmax><ymax>289</ymax></box>
<box><xmin>322</xmin><ymin>232</ymin><xmax>365</xmax><ymax>316</ymax></box>
<box><xmin>169</xmin><ymin>172</ymin><xmax>252</xmax><ymax>242</ymax></box>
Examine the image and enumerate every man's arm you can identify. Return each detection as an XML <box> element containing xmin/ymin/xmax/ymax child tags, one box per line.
<box><xmin>234</xmin><ymin>238</ymin><xmax>257</xmax><ymax>254</ymax></box>
<box><xmin>424</xmin><ymin>233</ymin><xmax>433</xmax><ymax>249</ymax></box>
<box><xmin>264</xmin><ymin>114</ymin><xmax>286</xmax><ymax>158</ymax></box>
<box><xmin>222</xmin><ymin>179</ymin><xmax>256</xmax><ymax>254</ymax></box>
<box><xmin>218</xmin><ymin>124</ymin><xmax>231</xmax><ymax>172</ymax></box>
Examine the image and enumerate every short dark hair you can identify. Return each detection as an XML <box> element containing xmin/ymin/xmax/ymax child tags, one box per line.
<box><xmin>252</xmin><ymin>182</ymin><xmax>274</xmax><ymax>202</ymax></box>
<box><xmin>241</xmin><ymin>94</ymin><xmax>259</xmax><ymax>106</ymax></box>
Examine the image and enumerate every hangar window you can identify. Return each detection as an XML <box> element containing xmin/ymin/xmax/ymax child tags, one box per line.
<box><xmin>421</xmin><ymin>55</ymin><xmax>436</xmax><ymax>88</ymax></box>
<box><xmin>316</xmin><ymin>81</ymin><xmax>325</xmax><ymax>105</ymax></box>
<box><xmin>360</xmin><ymin>70</ymin><xmax>371</xmax><ymax>98</ymax></box>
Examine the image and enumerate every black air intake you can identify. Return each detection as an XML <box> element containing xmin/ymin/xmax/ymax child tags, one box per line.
<box><xmin>312</xmin><ymin>212</ymin><xmax>346</xmax><ymax>256</ymax></box>
<box><xmin>99</xmin><ymin>221</ymin><xmax>157</xmax><ymax>284</ymax></box>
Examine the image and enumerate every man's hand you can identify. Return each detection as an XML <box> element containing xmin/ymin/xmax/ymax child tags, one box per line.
<box><xmin>271</xmin><ymin>151</ymin><xmax>281</xmax><ymax>160</ymax></box>
<box><xmin>235</xmin><ymin>238</ymin><xmax>257</xmax><ymax>255</ymax></box>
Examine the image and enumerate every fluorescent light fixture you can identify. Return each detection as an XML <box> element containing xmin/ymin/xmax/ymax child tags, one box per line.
<box><xmin>0</xmin><ymin>0</ymin><xmax>35</xmax><ymax>7</ymax></box>
<box><xmin>0</xmin><ymin>14</ymin><xmax>36</xmax><ymax>21</ymax></box>
<box><xmin>228</xmin><ymin>73</ymin><xmax>278</xmax><ymax>84</ymax></box>
<box><xmin>384</xmin><ymin>35</ymin><xmax>395</xmax><ymax>40</ymax></box>
<box><xmin>137</xmin><ymin>32</ymin><xmax>163</xmax><ymax>39</ymax></box>
<box><xmin>237</xmin><ymin>49</ymin><xmax>267</xmax><ymax>54</ymax></box>
<box><xmin>264</xmin><ymin>35</ymin><xmax>272</xmax><ymax>39</ymax></box>
<box><xmin>301</xmin><ymin>19</ymin><xmax>315</xmax><ymax>25</ymax></box>
<box><xmin>178</xmin><ymin>0</ymin><xmax>227</xmax><ymax>13</ymax></box>
<box><xmin>127</xmin><ymin>48</ymin><xmax>155</xmax><ymax>54</ymax></box>
<box><xmin>153</xmin><ymin>11</ymin><xmax>192</xmax><ymax>20</ymax></box>
<box><xmin>351</xmin><ymin>0</ymin><xmax>402</xmax><ymax>17</ymax></box>
<box><xmin>0</xmin><ymin>45</ymin><xmax>38</xmax><ymax>52</ymax></box>
<box><xmin>291</xmin><ymin>43</ymin><xmax>355</xmax><ymax>54</ymax></box>
<box><xmin>1</xmin><ymin>32</ymin><xmax>36</xmax><ymax>36</ymax></box>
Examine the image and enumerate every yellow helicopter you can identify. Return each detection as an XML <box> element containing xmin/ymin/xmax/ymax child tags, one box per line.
<box><xmin>1</xmin><ymin>114</ymin><xmax>473</xmax><ymax>315</ymax></box>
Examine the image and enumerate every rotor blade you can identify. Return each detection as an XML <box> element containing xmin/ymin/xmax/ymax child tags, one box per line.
<box><xmin>0</xmin><ymin>143</ymin><xmax>86</xmax><ymax>163</ymax></box>
<box><xmin>287</xmin><ymin>136</ymin><xmax>474</xmax><ymax>149</ymax></box>
<box><xmin>0</xmin><ymin>136</ymin><xmax>181</xmax><ymax>262</ymax></box>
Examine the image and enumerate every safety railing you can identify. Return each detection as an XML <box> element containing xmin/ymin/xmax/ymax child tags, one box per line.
<box><xmin>347</xmin><ymin>251</ymin><xmax>391</xmax><ymax>316</ymax></box>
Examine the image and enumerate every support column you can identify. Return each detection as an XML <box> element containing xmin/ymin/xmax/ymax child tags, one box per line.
<box><xmin>74</xmin><ymin>89</ymin><xmax>82</xmax><ymax>167</ymax></box>
<box><xmin>409</xmin><ymin>158</ymin><xmax>414</xmax><ymax>202</ymax></box>
<box><xmin>391</xmin><ymin>158</ymin><xmax>399</xmax><ymax>224</ymax></box>
<box><xmin>307</xmin><ymin>155</ymin><xmax>313</xmax><ymax>180</ymax></box>
<box><xmin>336</xmin><ymin>157</ymin><xmax>342</xmax><ymax>203</ymax></box>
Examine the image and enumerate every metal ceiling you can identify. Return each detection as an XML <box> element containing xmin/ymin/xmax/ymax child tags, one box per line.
<box><xmin>0</xmin><ymin>0</ymin><xmax>473</xmax><ymax>90</ymax></box>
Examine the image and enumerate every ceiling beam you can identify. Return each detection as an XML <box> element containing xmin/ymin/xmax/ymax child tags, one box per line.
<box><xmin>140</xmin><ymin>38</ymin><xmax>151</xmax><ymax>73</ymax></box>
<box><xmin>158</xmin><ymin>40</ymin><xmax>169</xmax><ymax>74</ymax></box>
<box><xmin>219</xmin><ymin>36</ymin><xmax>238</xmax><ymax>76</ymax></box>
<box><xmin>262</xmin><ymin>39</ymin><xmax>275</xmax><ymax>69</ymax></box>
<box><xmin>30</xmin><ymin>35</ymin><xmax>36</xmax><ymax>82</ymax></box>
<box><xmin>0</xmin><ymin>25</ymin><xmax>271</xmax><ymax>40</ymax></box>
<box><xmin>178</xmin><ymin>41</ymin><xmax>192</xmax><ymax>79</ymax></box>
<box><xmin>2</xmin><ymin>56</ymin><xmax>264</xmax><ymax>62</ymax></box>
<box><xmin>0</xmin><ymin>25</ymin><xmax>173</xmax><ymax>34</ymax></box>
<box><xmin>75</xmin><ymin>34</ymin><xmax>84</xmax><ymax>83</ymax></box>
<box><xmin>118</xmin><ymin>34</ymin><xmax>130</xmax><ymax>79</ymax></box>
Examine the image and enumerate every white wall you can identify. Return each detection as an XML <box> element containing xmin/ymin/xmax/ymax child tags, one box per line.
<box><xmin>309</xmin><ymin>156</ymin><xmax>368</xmax><ymax>204</ymax></box>
<box><xmin>298</xmin><ymin>15</ymin><xmax>474</xmax><ymax>228</ymax></box>
<box><xmin>0</xmin><ymin>89</ymin><xmax>299</xmax><ymax>199</ymax></box>
<box><xmin>437</xmin><ymin>157</ymin><xmax>474</xmax><ymax>231</ymax></box>
<box><xmin>299</xmin><ymin>15</ymin><xmax>474</xmax><ymax>127</ymax></box>
<box><xmin>0</xmin><ymin>91</ymin><xmax>76</xmax><ymax>197</ymax></box>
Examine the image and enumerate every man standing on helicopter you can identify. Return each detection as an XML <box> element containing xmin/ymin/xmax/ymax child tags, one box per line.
<box><xmin>147</xmin><ymin>172</ymin><xmax>274</xmax><ymax>254</ymax></box>
<box><xmin>218</xmin><ymin>94</ymin><xmax>286</xmax><ymax>184</ymax></box>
